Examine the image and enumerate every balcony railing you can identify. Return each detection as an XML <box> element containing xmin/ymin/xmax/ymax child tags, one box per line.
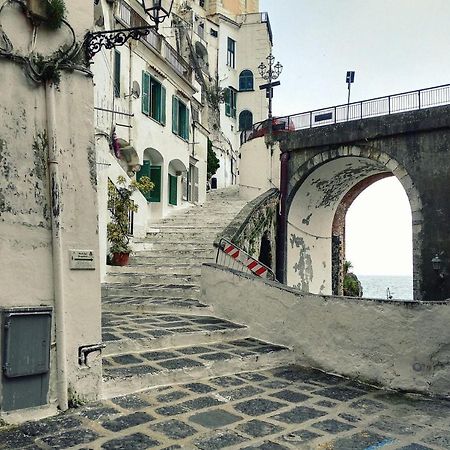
<box><xmin>117</xmin><ymin>1</ymin><xmax>190</xmax><ymax>79</ymax></box>
<box><xmin>163</xmin><ymin>41</ymin><xmax>191</xmax><ymax>79</ymax></box>
<box><xmin>241</xmin><ymin>83</ymin><xmax>450</xmax><ymax>144</ymax></box>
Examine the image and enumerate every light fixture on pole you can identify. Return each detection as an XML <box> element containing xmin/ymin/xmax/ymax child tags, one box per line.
<box><xmin>346</xmin><ymin>70</ymin><xmax>355</xmax><ymax>120</ymax></box>
<box><xmin>258</xmin><ymin>53</ymin><xmax>283</xmax><ymax>126</ymax></box>
<box><xmin>86</xmin><ymin>0</ymin><xmax>174</xmax><ymax>60</ymax></box>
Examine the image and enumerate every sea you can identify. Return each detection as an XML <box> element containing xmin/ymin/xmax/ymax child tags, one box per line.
<box><xmin>358</xmin><ymin>275</ymin><xmax>413</xmax><ymax>301</ymax></box>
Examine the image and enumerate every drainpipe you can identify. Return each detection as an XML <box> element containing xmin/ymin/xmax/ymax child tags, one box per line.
<box><xmin>276</xmin><ymin>148</ymin><xmax>290</xmax><ymax>283</ymax></box>
<box><xmin>45</xmin><ymin>81</ymin><xmax>69</xmax><ymax>412</ymax></box>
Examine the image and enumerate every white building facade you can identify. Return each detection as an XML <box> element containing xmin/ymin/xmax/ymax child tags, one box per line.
<box><xmin>93</xmin><ymin>0</ymin><xmax>273</xmax><ymax>278</ymax></box>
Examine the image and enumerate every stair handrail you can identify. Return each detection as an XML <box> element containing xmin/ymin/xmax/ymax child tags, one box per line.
<box><xmin>216</xmin><ymin>237</ymin><xmax>276</xmax><ymax>281</ymax></box>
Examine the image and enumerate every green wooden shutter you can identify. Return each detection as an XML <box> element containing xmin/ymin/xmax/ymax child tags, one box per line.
<box><xmin>224</xmin><ymin>88</ymin><xmax>231</xmax><ymax>116</ymax></box>
<box><xmin>114</xmin><ymin>51</ymin><xmax>121</xmax><ymax>97</ymax></box>
<box><xmin>169</xmin><ymin>174</ymin><xmax>177</xmax><ymax>205</ymax></box>
<box><xmin>149</xmin><ymin>165</ymin><xmax>161</xmax><ymax>202</ymax></box>
<box><xmin>172</xmin><ymin>96</ymin><xmax>179</xmax><ymax>135</ymax></box>
<box><xmin>184</xmin><ymin>107</ymin><xmax>190</xmax><ymax>140</ymax></box>
<box><xmin>160</xmin><ymin>86</ymin><xmax>166</xmax><ymax>125</ymax></box>
<box><xmin>137</xmin><ymin>160</ymin><xmax>151</xmax><ymax>201</ymax></box>
<box><xmin>142</xmin><ymin>71</ymin><xmax>150</xmax><ymax>115</ymax></box>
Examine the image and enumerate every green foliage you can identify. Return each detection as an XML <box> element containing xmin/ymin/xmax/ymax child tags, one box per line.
<box><xmin>343</xmin><ymin>274</ymin><xmax>360</xmax><ymax>297</ymax></box>
<box><xmin>343</xmin><ymin>260</ymin><xmax>363</xmax><ymax>297</ymax></box>
<box><xmin>46</xmin><ymin>0</ymin><xmax>66</xmax><ymax>30</ymax></box>
<box><xmin>107</xmin><ymin>176</ymin><xmax>153</xmax><ymax>255</ymax></box>
<box><xmin>343</xmin><ymin>260</ymin><xmax>353</xmax><ymax>275</ymax></box>
<box><xmin>207</xmin><ymin>140</ymin><xmax>220</xmax><ymax>178</ymax></box>
<box><xmin>33</xmin><ymin>53</ymin><xmax>61</xmax><ymax>85</ymax></box>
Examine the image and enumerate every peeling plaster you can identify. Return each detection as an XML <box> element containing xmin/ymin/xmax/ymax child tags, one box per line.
<box><xmin>310</xmin><ymin>161</ymin><xmax>384</xmax><ymax>208</ymax></box>
<box><xmin>290</xmin><ymin>233</ymin><xmax>313</xmax><ymax>291</ymax></box>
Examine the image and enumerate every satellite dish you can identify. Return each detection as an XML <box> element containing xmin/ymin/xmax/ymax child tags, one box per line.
<box><xmin>132</xmin><ymin>81</ymin><xmax>141</xmax><ymax>99</ymax></box>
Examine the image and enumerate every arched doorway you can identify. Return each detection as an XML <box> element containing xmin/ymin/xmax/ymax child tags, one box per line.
<box><xmin>168</xmin><ymin>158</ymin><xmax>187</xmax><ymax>207</ymax></box>
<box><xmin>286</xmin><ymin>147</ymin><xmax>422</xmax><ymax>300</ymax></box>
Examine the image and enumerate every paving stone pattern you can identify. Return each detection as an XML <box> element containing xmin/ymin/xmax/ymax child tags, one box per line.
<box><xmin>2</xmin><ymin>365</ymin><xmax>450</xmax><ymax>449</ymax></box>
<box><xmin>2</xmin><ymin>189</ymin><xmax>450</xmax><ymax>448</ymax></box>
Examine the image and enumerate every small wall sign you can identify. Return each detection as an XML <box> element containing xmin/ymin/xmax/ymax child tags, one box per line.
<box><xmin>69</xmin><ymin>250</ymin><xmax>95</xmax><ymax>270</ymax></box>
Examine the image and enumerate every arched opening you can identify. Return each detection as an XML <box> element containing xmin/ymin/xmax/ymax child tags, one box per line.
<box><xmin>345</xmin><ymin>177</ymin><xmax>413</xmax><ymax>299</ymax></box>
<box><xmin>239</xmin><ymin>110</ymin><xmax>253</xmax><ymax>131</ymax></box>
<box><xmin>239</xmin><ymin>70</ymin><xmax>254</xmax><ymax>91</ymax></box>
<box><xmin>137</xmin><ymin>148</ymin><xmax>164</xmax><ymax>203</ymax></box>
<box><xmin>168</xmin><ymin>158</ymin><xmax>187</xmax><ymax>206</ymax></box>
<box><xmin>286</xmin><ymin>150</ymin><xmax>421</xmax><ymax>299</ymax></box>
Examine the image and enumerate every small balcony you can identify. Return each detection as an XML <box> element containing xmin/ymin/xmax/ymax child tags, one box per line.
<box><xmin>117</xmin><ymin>1</ymin><xmax>191</xmax><ymax>81</ymax></box>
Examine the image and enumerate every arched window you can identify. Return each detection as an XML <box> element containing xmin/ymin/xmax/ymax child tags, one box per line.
<box><xmin>239</xmin><ymin>110</ymin><xmax>253</xmax><ymax>131</ymax></box>
<box><xmin>239</xmin><ymin>70</ymin><xmax>254</xmax><ymax>91</ymax></box>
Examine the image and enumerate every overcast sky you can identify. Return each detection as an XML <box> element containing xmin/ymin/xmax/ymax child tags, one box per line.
<box><xmin>260</xmin><ymin>0</ymin><xmax>450</xmax><ymax>276</ymax></box>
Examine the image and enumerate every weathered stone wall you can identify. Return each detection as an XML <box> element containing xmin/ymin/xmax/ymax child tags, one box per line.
<box><xmin>279</xmin><ymin>105</ymin><xmax>450</xmax><ymax>301</ymax></box>
<box><xmin>215</xmin><ymin>188</ymin><xmax>279</xmax><ymax>271</ymax></box>
<box><xmin>202</xmin><ymin>264</ymin><xmax>450</xmax><ymax>398</ymax></box>
<box><xmin>0</xmin><ymin>0</ymin><xmax>101</xmax><ymax>416</ymax></box>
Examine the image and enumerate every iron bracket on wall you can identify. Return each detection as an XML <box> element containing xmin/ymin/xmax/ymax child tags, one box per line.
<box><xmin>78</xmin><ymin>343</ymin><xmax>106</xmax><ymax>366</ymax></box>
<box><xmin>85</xmin><ymin>26</ymin><xmax>155</xmax><ymax>59</ymax></box>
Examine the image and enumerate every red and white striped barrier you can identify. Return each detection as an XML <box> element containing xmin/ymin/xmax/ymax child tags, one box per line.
<box><xmin>223</xmin><ymin>242</ymin><xmax>269</xmax><ymax>278</ymax></box>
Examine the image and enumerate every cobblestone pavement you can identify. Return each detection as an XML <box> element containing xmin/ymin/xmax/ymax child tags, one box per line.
<box><xmin>102</xmin><ymin>313</ymin><xmax>245</xmax><ymax>345</ymax></box>
<box><xmin>2</xmin><ymin>365</ymin><xmax>450</xmax><ymax>450</ymax></box>
<box><xmin>103</xmin><ymin>338</ymin><xmax>288</xmax><ymax>380</ymax></box>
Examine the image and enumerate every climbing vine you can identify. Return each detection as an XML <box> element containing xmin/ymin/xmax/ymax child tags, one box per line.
<box><xmin>0</xmin><ymin>0</ymin><xmax>90</xmax><ymax>85</ymax></box>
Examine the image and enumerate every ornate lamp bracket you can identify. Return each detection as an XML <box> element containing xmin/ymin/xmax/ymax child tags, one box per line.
<box><xmin>85</xmin><ymin>26</ymin><xmax>154</xmax><ymax>60</ymax></box>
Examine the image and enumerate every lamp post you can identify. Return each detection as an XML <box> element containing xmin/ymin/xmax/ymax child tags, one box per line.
<box><xmin>86</xmin><ymin>0</ymin><xmax>174</xmax><ymax>60</ymax></box>
<box><xmin>258</xmin><ymin>54</ymin><xmax>285</xmax><ymax>282</ymax></box>
<box><xmin>346</xmin><ymin>70</ymin><xmax>355</xmax><ymax>120</ymax></box>
<box><xmin>258</xmin><ymin>53</ymin><xmax>283</xmax><ymax>127</ymax></box>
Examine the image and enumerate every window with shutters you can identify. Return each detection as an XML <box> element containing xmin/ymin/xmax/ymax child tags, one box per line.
<box><xmin>227</xmin><ymin>37</ymin><xmax>235</xmax><ymax>68</ymax></box>
<box><xmin>136</xmin><ymin>161</ymin><xmax>162</xmax><ymax>202</ymax></box>
<box><xmin>114</xmin><ymin>50</ymin><xmax>121</xmax><ymax>98</ymax></box>
<box><xmin>239</xmin><ymin>70</ymin><xmax>254</xmax><ymax>91</ymax></box>
<box><xmin>172</xmin><ymin>96</ymin><xmax>190</xmax><ymax>140</ymax></box>
<box><xmin>224</xmin><ymin>87</ymin><xmax>237</xmax><ymax>118</ymax></box>
<box><xmin>239</xmin><ymin>110</ymin><xmax>253</xmax><ymax>131</ymax></box>
<box><xmin>141</xmin><ymin>71</ymin><xmax>166</xmax><ymax>125</ymax></box>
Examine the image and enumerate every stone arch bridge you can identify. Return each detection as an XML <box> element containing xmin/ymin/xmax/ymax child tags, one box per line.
<box><xmin>276</xmin><ymin>104</ymin><xmax>450</xmax><ymax>301</ymax></box>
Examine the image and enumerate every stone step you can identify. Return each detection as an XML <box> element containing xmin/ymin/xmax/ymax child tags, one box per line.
<box><xmin>132</xmin><ymin>243</ymin><xmax>214</xmax><ymax>251</ymax></box>
<box><xmin>107</xmin><ymin>264</ymin><xmax>202</xmax><ymax>276</ymax></box>
<box><xmin>102</xmin><ymin>296</ymin><xmax>212</xmax><ymax>315</ymax></box>
<box><xmin>101</xmin><ymin>338</ymin><xmax>294</xmax><ymax>398</ymax></box>
<box><xmin>131</xmin><ymin>250</ymin><xmax>215</xmax><ymax>260</ymax></box>
<box><xmin>102</xmin><ymin>284</ymin><xmax>201</xmax><ymax>300</ymax></box>
<box><xmin>156</xmin><ymin>224</ymin><xmax>225</xmax><ymax>230</ymax></box>
<box><xmin>102</xmin><ymin>312</ymin><xmax>249</xmax><ymax>356</ymax></box>
<box><xmin>104</xmin><ymin>272</ymin><xmax>201</xmax><ymax>285</ymax></box>
<box><xmin>130</xmin><ymin>256</ymin><xmax>215</xmax><ymax>266</ymax></box>
<box><xmin>157</xmin><ymin>215</ymin><xmax>241</xmax><ymax>224</ymax></box>
<box><xmin>145</xmin><ymin>230</ymin><xmax>219</xmax><ymax>240</ymax></box>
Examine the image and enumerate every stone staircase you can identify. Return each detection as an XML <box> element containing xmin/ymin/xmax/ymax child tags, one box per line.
<box><xmin>101</xmin><ymin>187</ymin><xmax>294</xmax><ymax>399</ymax></box>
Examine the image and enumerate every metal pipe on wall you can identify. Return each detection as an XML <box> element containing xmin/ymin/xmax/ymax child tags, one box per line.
<box><xmin>276</xmin><ymin>149</ymin><xmax>290</xmax><ymax>283</ymax></box>
<box><xmin>45</xmin><ymin>82</ymin><xmax>69</xmax><ymax>412</ymax></box>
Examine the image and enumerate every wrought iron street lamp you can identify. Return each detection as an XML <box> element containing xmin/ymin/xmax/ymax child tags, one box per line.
<box><xmin>258</xmin><ymin>53</ymin><xmax>283</xmax><ymax>122</ymax></box>
<box><xmin>86</xmin><ymin>0</ymin><xmax>174</xmax><ymax>60</ymax></box>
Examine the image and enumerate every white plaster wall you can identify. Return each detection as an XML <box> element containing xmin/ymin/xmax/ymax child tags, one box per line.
<box><xmin>202</xmin><ymin>264</ymin><xmax>450</xmax><ymax>398</ymax></box>
<box><xmin>239</xmin><ymin>138</ymin><xmax>280</xmax><ymax>201</ymax></box>
<box><xmin>0</xmin><ymin>0</ymin><xmax>101</xmax><ymax>412</ymax></box>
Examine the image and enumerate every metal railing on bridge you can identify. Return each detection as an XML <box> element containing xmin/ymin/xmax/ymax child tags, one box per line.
<box><xmin>241</xmin><ymin>83</ymin><xmax>450</xmax><ymax>144</ymax></box>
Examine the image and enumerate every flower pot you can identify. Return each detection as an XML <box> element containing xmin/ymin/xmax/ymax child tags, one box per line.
<box><xmin>111</xmin><ymin>252</ymin><xmax>130</xmax><ymax>266</ymax></box>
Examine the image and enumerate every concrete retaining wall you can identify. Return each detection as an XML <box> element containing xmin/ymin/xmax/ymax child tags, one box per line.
<box><xmin>202</xmin><ymin>263</ymin><xmax>450</xmax><ymax>398</ymax></box>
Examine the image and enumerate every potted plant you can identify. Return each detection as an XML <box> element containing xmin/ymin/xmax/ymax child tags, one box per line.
<box><xmin>107</xmin><ymin>175</ymin><xmax>153</xmax><ymax>266</ymax></box>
